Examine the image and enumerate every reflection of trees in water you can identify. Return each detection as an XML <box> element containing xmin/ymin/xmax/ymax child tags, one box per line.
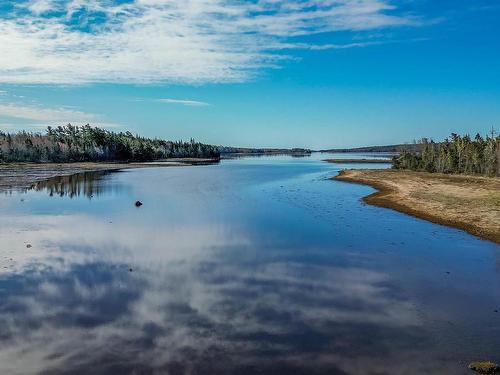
<box><xmin>31</xmin><ymin>171</ymin><xmax>113</xmax><ymax>198</ymax></box>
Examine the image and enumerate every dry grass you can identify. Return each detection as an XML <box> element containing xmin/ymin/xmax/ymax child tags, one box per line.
<box><xmin>468</xmin><ymin>361</ymin><xmax>500</xmax><ymax>374</ymax></box>
<box><xmin>334</xmin><ymin>169</ymin><xmax>500</xmax><ymax>243</ymax></box>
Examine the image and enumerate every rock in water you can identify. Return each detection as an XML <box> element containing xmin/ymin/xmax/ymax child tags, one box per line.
<box><xmin>135</xmin><ymin>201</ymin><xmax>143</xmax><ymax>207</ymax></box>
<box><xmin>469</xmin><ymin>361</ymin><xmax>500</xmax><ymax>374</ymax></box>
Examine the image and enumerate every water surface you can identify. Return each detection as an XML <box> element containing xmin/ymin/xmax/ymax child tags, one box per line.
<box><xmin>0</xmin><ymin>154</ymin><xmax>499</xmax><ymax>375</ymax></box>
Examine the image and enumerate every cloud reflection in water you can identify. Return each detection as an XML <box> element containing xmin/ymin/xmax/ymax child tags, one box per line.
<box><xmin>1</xmin><ymin>163</ymin><xmax>496</xmax><ymax>375</ymax></box>
<box><xmin>0</xmin><ymin>209</ymin><xmax>430</xmax><ymax>375</ymax></box>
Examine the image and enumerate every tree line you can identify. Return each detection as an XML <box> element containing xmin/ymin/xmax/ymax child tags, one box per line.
<box><xmin>0</xmin><ymin>124</ymin><xmax>220</xmax><ymax>163</ymax></box>
<box><xmin>392</xmin><ymin>131</ymin><xmax>500</xmax><ymax>177</ymax></box>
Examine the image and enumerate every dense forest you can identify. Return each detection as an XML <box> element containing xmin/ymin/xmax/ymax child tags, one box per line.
<box><xmin>0</xmin><ymin>125</ymin><xmax>220</xmax><ymax>163</ymax></box>
<box><xmin>392</xmin><ymin>132</ymin><xmax>500</xmax><ymax>176</ymax></box>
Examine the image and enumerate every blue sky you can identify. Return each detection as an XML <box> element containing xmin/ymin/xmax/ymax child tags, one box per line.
<box><xmin>0</xmin><ymin>0</ymin><xmax>499</xmax><ymax>149</ymax></box>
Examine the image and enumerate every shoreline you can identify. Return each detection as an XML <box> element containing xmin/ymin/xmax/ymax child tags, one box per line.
<box><xmin>333</xmin><ymin>169</ymin><xmax>500</xmax><ymax>244</ymax></box>
<box><xmin>0</xmin><ymin>159</ymin><xmax>218</xmax><ymax>193</ymax></box>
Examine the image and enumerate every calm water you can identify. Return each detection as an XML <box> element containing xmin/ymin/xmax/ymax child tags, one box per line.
<box><xmin>0</xmin><ymin>154</ymin><xmax>499</xmax><ymax>375</ymax></box>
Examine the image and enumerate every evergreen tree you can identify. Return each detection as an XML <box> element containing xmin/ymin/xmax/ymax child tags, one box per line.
<box><xmin>0</xmin><ymin>125</ymin><xmax>220</xmax><ymax>163</ymax></box>
<box><xmin>392</xmin><ymin>131</ymin><xmax>499</xmax><ymax>177</ymax></box>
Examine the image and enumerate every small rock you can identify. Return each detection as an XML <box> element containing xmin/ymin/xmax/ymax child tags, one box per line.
<box><xmin>135</xmin><ymin>201</ymin><xmax>143</xmax><ymax>207</ymax></box>
<box><xmin>468</xmin><ymin>361</ymin><xmax>500</xmax><ymax>374</ymax></box>
<box><xmin>26</xmin><ymin>244</ymin><xmax>32</xmax><ymax>248</ymax></box>
<box><xmin>129</xmin><ymin>268</ymin><xmax>133</xmax><ymax>272</ymax></box>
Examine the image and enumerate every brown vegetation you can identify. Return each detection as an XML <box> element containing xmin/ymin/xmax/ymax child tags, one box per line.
<box><xmin>334</xmin><ymin>169</ymin><xmax>500</xmax><ymax>243</ymax></box>
<box><xmin>468</xmin><ymin>361</ymin><xmax>500</xmax><ymax>374</ymax></box>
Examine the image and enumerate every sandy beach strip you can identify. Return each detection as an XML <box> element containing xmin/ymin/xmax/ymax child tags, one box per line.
<box><xmin>334</xmin><ymin>169</ymin><xmax>500</xmax><ymax>243</ymax></box>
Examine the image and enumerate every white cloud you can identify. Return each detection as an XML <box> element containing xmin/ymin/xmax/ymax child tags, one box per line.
<box><xmin>25</xmin><ymin>0</ymin><xmax>58</xmax><ymax>15</ymax></box>
<box><xmin>158</xmin><ymin>98</ymin><xmax>209</xmax><ymax>106</ymax></box>
<box><xmin>0</xmin><ymin>0</ymin><xmax>422</xmax><ymax>85</ymax></box>
<box><xmin>0</xmin><ymin>102</ymin><xmax>121</xmax><ymax>128</ymax></box>
<box><xmin>0</xmin><ymin>103</ymin><xmax>99</xmax><ymax>123</ymax></box>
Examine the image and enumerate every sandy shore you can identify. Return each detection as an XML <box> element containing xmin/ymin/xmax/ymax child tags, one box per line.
<box><xmin>0</xmin><ymin>159</ymin><xmax>216</xmax><ymax>193</ymax></box>
<box><xmin>334</xmin><ymin>169</ymin><xmax>500</xmax><ymax>243</ymax></box>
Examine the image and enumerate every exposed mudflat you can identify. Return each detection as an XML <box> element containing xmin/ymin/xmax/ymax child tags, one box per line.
<box><xmin>334</xmin><ymin>169</ymin><xmax>500</xmax><ymax>243</ymax></box>
<box><xmin>0</xmin><ymin>160</ymin><xmax>205</xmax><ymax>192</ymax></box>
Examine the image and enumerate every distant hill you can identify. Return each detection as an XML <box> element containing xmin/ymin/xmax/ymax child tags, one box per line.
<box><xmin>220</xmin><ymin>146</ymin><xmax>312</xmax><ymax>156</ymax></box>
<box><xmin>319</xmin><ymin>143</ymin><xmax>425</xmax><ymax>153</ymax></box>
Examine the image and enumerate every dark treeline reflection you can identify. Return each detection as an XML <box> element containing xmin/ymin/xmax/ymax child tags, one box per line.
<box><xmin>30</xmin><ymin>171</ymin><xmax>120</xmax><ymax>199</ymax></box>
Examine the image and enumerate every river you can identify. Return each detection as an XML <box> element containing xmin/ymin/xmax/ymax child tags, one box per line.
<box><xmin>0</xmin><ymin>154</ymin><xmax>498</xmax><ymax>374</ymax></box>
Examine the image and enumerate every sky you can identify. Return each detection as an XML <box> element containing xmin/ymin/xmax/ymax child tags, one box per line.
<box><xmin>0</xmin><ymin>0</ymin><xmax>499</xmax><ymax>149</ymax></box>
